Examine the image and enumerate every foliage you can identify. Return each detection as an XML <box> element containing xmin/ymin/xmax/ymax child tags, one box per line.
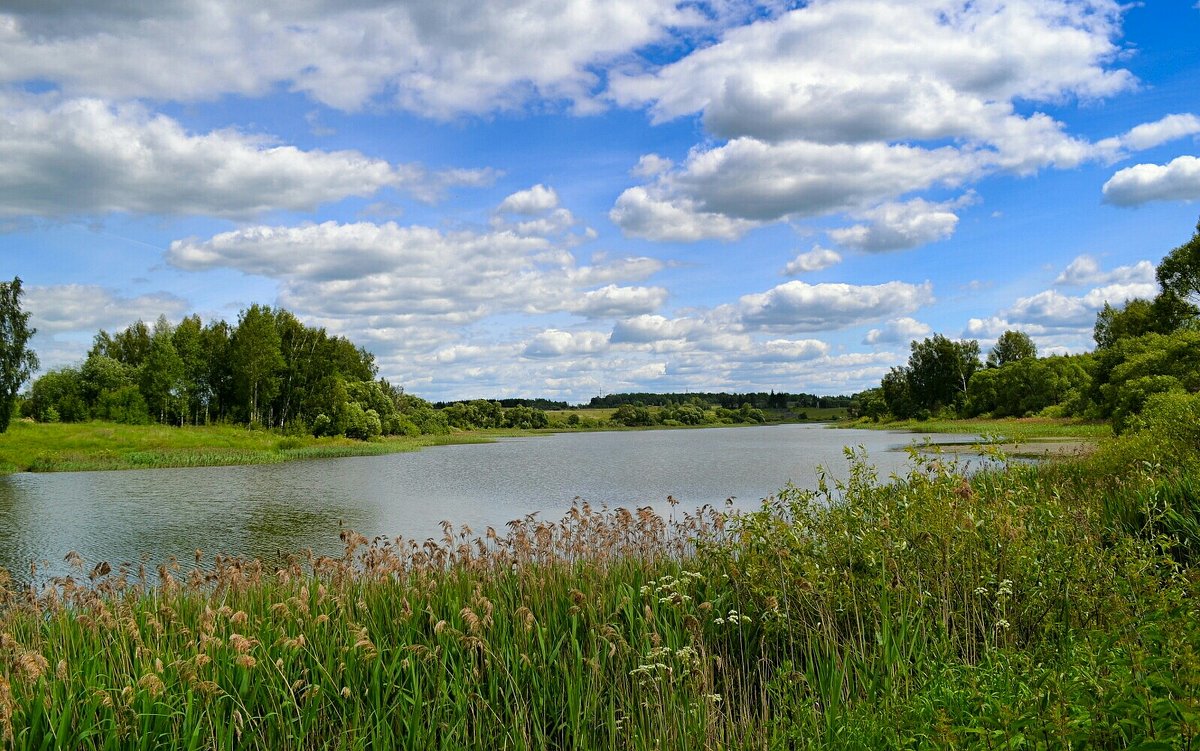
<box><xmin>1089</xmin><ymin>329</ymin><xmax>1200</xmax><ymax>432</ymax></box>
<box><xmin>1156</xmin><ymin>217</ymin><xmax>1200</xmax><ymax>311</ymax></box>
<box><xmin>986</xmin><ymin>329</ymin><xmax>1036</xmax><ymax>368</ymax></box>
<box><xmin>882</xmin><ymin>335</ymin><xmax>981</xmax><ymax>418</ymax></box>
<box><xmin>965</xmin><ymin>354</ymin><xmax>1091</xmax><ymax>418</ymax></box>
<box><xmin>0</xmin><ymin>277</ymin><xmax>38</xmax><ymax>433</ymax></box>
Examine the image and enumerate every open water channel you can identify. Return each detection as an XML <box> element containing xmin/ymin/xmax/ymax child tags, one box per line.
<box><xmin>0</xmin><ymin>424</ymin><xmax>978</xmax><ymax>582</ymax></box>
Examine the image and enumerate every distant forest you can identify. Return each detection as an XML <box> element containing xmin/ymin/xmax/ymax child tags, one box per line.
<box><xmin>584</xmin><ymin>391</ymin><xmax>853</xmax><ymax>410</ymax></box>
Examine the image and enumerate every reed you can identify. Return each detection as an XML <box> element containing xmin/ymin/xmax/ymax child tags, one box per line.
<box><xmin>2</xmin><ymin>426</ymin><xmax>1198</xmax><ymax>749</ymax></box>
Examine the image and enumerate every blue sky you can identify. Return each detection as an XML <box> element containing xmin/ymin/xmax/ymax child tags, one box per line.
<box><xmin>4</xmin><ymin>0</ymin><xmax>1199</xmax><ymax>402</ymax></box>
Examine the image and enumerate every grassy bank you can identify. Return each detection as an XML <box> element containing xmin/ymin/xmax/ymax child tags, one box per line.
<box><xmin>0</xmin><ymin>421</ymin><xmax>504</xmax><ymax>476</ymax></box>
<box><xmin>846</xmin><ymin>415</ymin><xmax>1111</xmax><ymax>440</ymax></box>
<box><xmin>2</xmin><ymin>396</ymin><xmax>1199</xmax><ymax>748</ymax></box>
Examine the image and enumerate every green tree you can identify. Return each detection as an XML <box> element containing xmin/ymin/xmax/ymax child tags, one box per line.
<box><xmin>986</xmin><ymin>330</ymin><xmax>1037</xmax><ymax>368</ymax></box>
<box><xmin>1156</xmin><ymin>217</ymin><xmax>1200</xmax><ymax>309</ymax></box>
<box><xmin>0</xmin><ymin>277</ymin><xmax>39</xmax><ymax>432</ymax></box>
<box><xmin>28</xmin><ymin>367</ymin><xmax>87</xmax><ymax>422</ymax></box>
<box><xmin>230</xmin><ymin>304</ymin><xmax>284</xmax><ymax>426</ymax></box>
<box><xmin>905</xmin><ymin>334</ymin><xmax>981</xmax><ymax>414</ymax></box>
<box><xmin>1094</xmin><ymin>299</ymin><xmax>1161</xmax><ymax>348</ymax></box>
<box><xmin>140</xmin><ymin>316</ymin><xmax>185</xmax><ymax>424</ymax></box>
<box><xmin>172</xmin><ymin>314</ymin><xmax>206</xmax><ymax>425</ymax></box>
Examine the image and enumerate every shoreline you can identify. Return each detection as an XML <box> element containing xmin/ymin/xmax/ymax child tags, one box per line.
<box><xmin>0</xmin><ymin>417</ymin><xmax>827</xmax><ymax>476</ymax></box>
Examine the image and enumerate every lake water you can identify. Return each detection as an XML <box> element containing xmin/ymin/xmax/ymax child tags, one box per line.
<box><xmin>0</xmin><ymin>424</ymin><xmax>977</xmax><ymax>582</ymax></box>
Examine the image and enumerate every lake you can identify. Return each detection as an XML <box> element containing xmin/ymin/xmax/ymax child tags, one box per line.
<box><xmin>0</xmin><ymin>424</ymin><xmax>977</xmax><ymax>582</ymax></box>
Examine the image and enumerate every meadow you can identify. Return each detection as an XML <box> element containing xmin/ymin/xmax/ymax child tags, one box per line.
<box><xmin>0</xmin><ymin>421</ymin><xmax>505</xmax><ymax>476</ymax></box>
<box><xmin>2</xmin><ymin>393</ymin><xmax>1198</xmax><ymax>748</ymax></box>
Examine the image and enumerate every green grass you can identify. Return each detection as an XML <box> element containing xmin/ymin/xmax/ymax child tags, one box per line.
<box><xmin>3</xmin><ymin>411</ymin><xmax>1199</xmax><ymax>748</ymax></box>
<box><xmin>0</xmin><ymin>420</ymin><xmax>498</xmax><ymax>475</ymax></box>
<box><xmin>845</xmin><ymin>415</ymin><xmax>1112</xmax><ymax>440</ymax></box>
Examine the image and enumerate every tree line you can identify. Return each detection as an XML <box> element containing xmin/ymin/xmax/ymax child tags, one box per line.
<box><xmin>586</xmin><ymin>391</ymin><xmax>853</xmax><ymax>411</ymax></box>
<box><xmin>14</xmin><ymin>305</ymin><xmax>521</xmax><ymax>439</ymax></box>
<box><xmin>854</xmin><ymin>217</ymin><xmax>1200</xmax><ymax>430</ymax></box>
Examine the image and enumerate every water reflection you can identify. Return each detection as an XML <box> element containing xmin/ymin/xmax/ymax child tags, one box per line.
<box><xmin>0</xmin><ymin>424</ymin><xmax>979</xmax><ymax>582</ymax></box>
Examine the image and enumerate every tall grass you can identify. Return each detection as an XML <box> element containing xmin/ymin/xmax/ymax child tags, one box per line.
<box><xmin>2</xmin><ymin>424</ymin><xmax>1199</xmax><ymax>748</ymax></box>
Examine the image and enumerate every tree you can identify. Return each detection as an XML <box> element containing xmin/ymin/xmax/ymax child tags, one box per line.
<box><xmin>140</xmin><ymin>316</ymin><xmax>185</xmax><ymax>424</ymax></box>
<box><xmin>0</xmin><ymin>277</ymin><xmax>39</xmax><ymax>432</ymax></box>
<box><xmin>987</xmin><ymin>330</ymin><xmax>1037</xmax><ymax>368</ymax></box>
<box><xmin>230</xmin><ymin>304</ymin><xmax>284</xmax><ymax>426</ymax></box>
<box><xmin>905</xmin><ymin>335</ymin><xmax>981</xmax><ymax>414</ymax></box>
<box><xmin>1093</xmin><ymin>299</ymin><xmax>1161</xmax><ymax>348</ymax></box>
<box><xmin>1156</xmin><ymin>217</ymin><xmax>1200</xmax><ymax>309</ymax></box>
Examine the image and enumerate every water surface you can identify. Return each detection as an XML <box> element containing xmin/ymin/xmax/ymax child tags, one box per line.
<box><xmin>0</xmin><ymin>424</ymin><xmax>977</xmax><ymax>581</ymax></box>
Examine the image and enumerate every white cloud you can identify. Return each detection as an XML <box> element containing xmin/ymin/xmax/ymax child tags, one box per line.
<box><xmin>0</xmin><ymin>94</ymin><xmax>490</xmax><ymax>219</ymax></box>
<box><xmin>1102</xmin><ymin>155</ymin><xmax>1200</xmax><ymax>206</ymax></box>
<box><xmin>736</xmin><ymin>280</ymin><xmax>934</xmax><ymax>332</ymax></box>
<box><xmin>1005</xmin><ymin>282</ymin><xmax>1158</xmax><ymax>328</ymax></box>
<box><xmin>1054</xmin><ymin>255</ymin><xmax>1156</xmax><ymax>287</ymax></box>
<box><xmin>608</xmin><ymin>2</ymin><xmax>1200</xmax><ymax>242</ymax></box>
<box><xmin>498</xmin><ymin>184</ymin><xmax>559</xmax><ymax>215</ymax></box>
<box><xmin>610</xmin><ymin>315</ymin><xmax>701</xmax><ymax>344</ymax></box>
<box><xmin>522</xmin><ymin>330</ymin><xmax>610</xmax><ymax>359</ymax></box>
<box><xmin>25</xmin><ymin>284</ymin><xmax>189</xmax><ymax>336</ymax></box>
<box><xmin>782</xmin><ymin>246</ymin><xmax>842</xmax><ymax>275</ymax></box>
<box><xmin>611</xmin><ymin>0</ymin><xmax>1132</xmax><ymax>144</ymax></box>
<box><xmin>761</xmin><ymin>338</ymin><xmax>830</xmax><ymax>360</ymax></box>
<box><xmin>1108</xmin><ymin>114</ymin><xmax>1200</xmax><ymax>152</ymax></box>
<box><xmin>863</xmin><ymin>317</ymin><xmax>933</xmax><ymax>345</ymax></box>
<box><xmin>830</xmin><ymin>196</ymin><xmax>972</xmax><ymax>252</ymax></box>
<box><xmin>167</xmin><ymin>220</ymin><xmax>665</xmax><ymax>329</ymax></box>
<box><xmin>23</xmin><ymin>284</ymin><xmax>191</xmax><ymax>370</ymax></box>
<box><xmin>567</xmin><ymin>285</ymin><xmax>668</xmax><ymax>319</ymax></box>
<box><xmin>609</xmin><ymin>185</ymin><xmax>760</xmax><ymax>242</ymax></box>
<box><xmin>0</xmin><ymin>1</ymin><xmax>707</xmax><ymax>117</ymax></box>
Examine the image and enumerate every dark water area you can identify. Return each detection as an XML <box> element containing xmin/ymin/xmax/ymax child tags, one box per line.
<box><xmin>0</xmin><ymin>424</ymin><xmax>980</xmax><ymax>582</ymax></box>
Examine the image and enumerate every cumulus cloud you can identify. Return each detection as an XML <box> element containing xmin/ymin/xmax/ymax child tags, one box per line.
<box><xmin>609</xmin><ymin>185</ymin><xmax>760</xmax><ymax>242</ymax></box>
<box><xmin>167</xmin><ymin>220</ymin><xmax>665</xmax><ymax>327</ymax></box>
<box><xmin>498</xmin><ymin>184</ymin><xmax>560</xmax><ymax>215</ymax></box>
<box><xmin>863</xmin><ymin>317</ymin><xmax>933</xmax><ymax>345</ymax></box>
<box><xmin>23</xmin><ymin>285</ymin><xmax>191</xmax><ymax>369</ymax></box>
<box><xmin>608</xmin><ymin>2</ymin><xmax>1200</xmax><ymax>241</ymax></box>
<box><xmin>830</xmin><ymin>196</ymin><xmax>973</xmax><ymax>252</ymax></box>
<box><xmin>610</xmin><ymin>315</ymin><xmax>701</xmax><ymax>344</ymax></box>
<box><xmin>782</xmin><ymin>246</ymin><xmax>841</xmax><ymax>275</ymax></box>
<box><xmin>1054</xmin><ymin>255</ymin><xmax>1156</xmax><ymax>287</ymax></box>
<box><xmin>1102</xmin><ymin>156</ymin><xmax>1200</xmax><ymax>206</ymax></box>
<box><xmin>522</xmin><ymin>329</ymin><xmax>610</xmax><ymax>359</ymax></box>
<box><xmin>1103</xmin><ymin>114</ymin><xmax>1200</xmax><ymax>153</ymax></box>
<box><xmin>0</xmin><ymin>1</ymin><xmax>709</xmax><ymax>117</ymax></box>
<box><xmin>611</xmin><ymin>0</ymin><xmax>1132</xmax><ymax>143</ymax></box>
<box><xmin>1004</xmin><ymin>282</ymin><xmax>1158</xmax><ymax>328</ymax></box>
<box><xmin>25</xmin><ymin>284</ymin><xmax>189</xmax><ymax>336</ymax></box>
<box><xmin>0</xmin><ymin>94</ymin><xmax>491</xmax><ymax>219</ymax></box>
<box><xmin>761</xmin><ymin>338</ymin><xmax>829</xmax><ymax>360</ymax></box>
<box><xmin>736</xmin><ymin>280</ymin><xmax>934</xmax><ymax>332</ymax></box>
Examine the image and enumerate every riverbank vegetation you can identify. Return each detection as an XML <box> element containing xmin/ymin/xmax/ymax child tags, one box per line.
<box><xmin>850</xmin><ymin>218</ymin><xmax>1200</xmax><ymax>437</ymax></box>
<box><xmin>2</xmin><ymin>387</ymin><xmax>1199</xmax><ymax>748</ymax></box>
<box><xmin>0</xmin><ymin>421</ymin><xmax>506</xmax><ymax>476</ymax></box>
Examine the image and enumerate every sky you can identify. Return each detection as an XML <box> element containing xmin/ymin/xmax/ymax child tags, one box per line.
<box><xmin>4</xmin><ymin>0</ymin><xmax>1200</xmax><ymax>403</ymax></box>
